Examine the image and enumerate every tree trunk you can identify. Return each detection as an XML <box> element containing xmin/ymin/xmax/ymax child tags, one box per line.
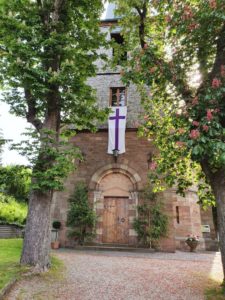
<box><xmin>20</xmin><ymin>189</ymin><xmax>53</xmax><ymax>271</ymax></box>
<box><xmin>20</xmin><ymin>90</ymin><xmax>60</xmax><ymax>270</ymax></box>
<box><xmin>206</xmin><ymin>168</ymin><xmax>225</xmax><ymax>282</ymax></box>
<box><xmin>213</xmin><ymin>175</ymin><xmax>225</xmax><ymax>283</ymax></box>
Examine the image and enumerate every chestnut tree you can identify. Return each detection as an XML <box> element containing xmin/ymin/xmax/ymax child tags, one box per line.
<box><xmin>0</xmin><ymin>0</ymin><xmax>106</xmax><ymax>271</ymax></box>
<box><xmin>113</xmin><ymin>0</ymin><xmax>225</xmax><ymax>281</ymax></box>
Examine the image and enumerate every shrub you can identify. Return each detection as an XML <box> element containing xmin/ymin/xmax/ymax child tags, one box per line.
<box><xmin>52</xmin><ymin>220</ymin><xmax>61</xmax><ymax>230</ymax></box>
<box><xmin>0</xmin><ymin>193</ymin><xmax>27</xmax><ymax>226</ymax></box>
<box><xmin>133</xmin><ymin>186</ymin><xmax>168</xmax><ymax>249</ymax></box>
<box><xmin>0</xmin><ymin>165</ymin><xmax>31</xmax><ymax>202</ymax></box>
<box><xmin>66</xmin><ymin>182</ymin><xmax>96</xmax><ymax>245</ymax></box>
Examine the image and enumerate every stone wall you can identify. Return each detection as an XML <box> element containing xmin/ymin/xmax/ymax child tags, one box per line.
<box><xmin>52</xmin><ymin>130</ymin><xmax>154</xmax><ymax>248</ymax></box>
<box><xmin>51</xmin><ymin>130</ymin><xmax>217</xmax><ymax>252</ymax></box>
<box><xmin>171</xmin><ymin>190</ymin><xmax>203</xmax><ymax>251</ymax></box>
<box><xmin>86</xmin><ymin>24</ymin><xmax>143</xmax><ymax>127</ymax></box>
<box><xmin>87</xmin><ymin>75</ymin><xmax>142</xmax><ymax>128</ymax></box>
<box><xmin>200</xmin><ymin>208</ymin><xmax>218</xmax><ymax>251</ymax></box>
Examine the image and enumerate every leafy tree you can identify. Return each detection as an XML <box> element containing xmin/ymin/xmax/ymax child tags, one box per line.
<box><xmin>0</xmin><ymin>129</ymin><xmax>4</xmax><ymax>166</ymax></box>
<box><xmin>0</xmin><ymin>165</ymin><xmax>31</xmax><ymax>202</ymax></box>
<box><xmin>0</xmin><ymin>0</ymin><xmax>106</xmax><ymax>270</ymax></box>
<box><xmin>66</xmin><ymin>182</ymin><xmax>96</xmax><ymax>245</ymax></box>
<box><xmin>113</xmin><ymin>0</ymin><xmax>225</xmax><ymax>281</ymax></box>
<box><xmin>133</xmin><ymin>186</ymin><xmax>168</xmax><ymax>249</ymax></box>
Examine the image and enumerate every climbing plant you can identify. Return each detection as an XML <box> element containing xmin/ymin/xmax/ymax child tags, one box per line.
<box><xmin>133</xmin><ymin>186</ymin><xmax>168</xmax><ymax>249</ymax></box>
<box><xmin>66</xmin><ymin>182</ymin><xmax>97</xmax><ymax>245</ymax></box>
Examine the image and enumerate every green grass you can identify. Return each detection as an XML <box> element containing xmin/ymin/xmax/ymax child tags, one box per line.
<box><xmin>41</xmin><ymin>255</ymin><xmax>65</xmax><ymax>281</ymax></box>
<box><xmin>0</xmin><ymin>239</ymin><xmax>25</xmax><ymax>291</ymax></box>
<box><xmin>205</xmin><ymin>286</ymin><xmax>225</xmax><ymax>300</ymax></box>
<box><xmin>0</xmin><ymin>239</ymin><xmax>63</xmax><ymax>292</ymax></box>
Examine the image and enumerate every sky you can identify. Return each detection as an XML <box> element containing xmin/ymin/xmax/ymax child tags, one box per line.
<box><xmin>0</xmin><ymin>2</ymin><xmax>113</xmax><ymax>166</ymax></box>
<box><xmin>0</xmin><ymin>102</ymin><xmax>29</xmax><ymax>166</ymax></box>
<box><xmin>101</xmin><ymin>2</ymin><xmax>115</xmax><ymax>20</ymax></box>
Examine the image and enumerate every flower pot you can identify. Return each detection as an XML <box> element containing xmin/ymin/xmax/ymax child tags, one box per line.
<box><xmin>186</xmin><ymin>240</ymin><xmax>198</xmax><ymax>252</ymax></box>
<box><xmin>51</xmin><ymin>241</ymin><xmax>60</xmax><ymax>249</ymax></box>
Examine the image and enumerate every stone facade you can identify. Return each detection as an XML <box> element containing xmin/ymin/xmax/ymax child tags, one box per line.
<box><xmin>87</xmin><ymin>22</ymin><xmax>143</xmax><ymax>128</ymax></box>
<box><xmin>51</xmin><ymin>131</ymin><xmax>217</xmax><ymax>251</ymax></box>
<box><xmin>87</xmin><ymin>74</ymin><xmax>142</xmax><ymax>128</ymax></box>
<box><xmin>51</xmin><ymin>17</ymin><xmax>218</xmax><ymax>252</ymax></box>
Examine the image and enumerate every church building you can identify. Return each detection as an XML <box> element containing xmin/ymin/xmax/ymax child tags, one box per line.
<box><xmin>51</xmin><ymin>3</ymin><xmax>217</xmax><ymax>252</ymax></box>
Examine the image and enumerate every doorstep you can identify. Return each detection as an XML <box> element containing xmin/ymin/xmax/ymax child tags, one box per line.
<box><xmin>71</xmin><ymin>244</ymin><xmax>155</xmax><ymax>253</ymax></box>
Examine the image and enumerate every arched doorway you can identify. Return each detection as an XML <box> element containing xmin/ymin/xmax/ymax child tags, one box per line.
<box><xmin>99</xmin><ymin>172</ymin><xmax>133</xmax><ymax>244</ymax></box>
<box><xmin>90</xmin><ymin>164</ymin><xmax>141</xmax><ymax>245</ymax></box>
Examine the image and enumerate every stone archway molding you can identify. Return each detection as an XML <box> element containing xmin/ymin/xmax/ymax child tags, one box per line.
<box><xmin>90</xmin><ymin>163</ymin><xmax>140</xmax><ymax>244</ymax></box>
<box><xmin>89</xmin><ymin>163</ymin><xmax>142</xmax><ymax>191</ymax></box>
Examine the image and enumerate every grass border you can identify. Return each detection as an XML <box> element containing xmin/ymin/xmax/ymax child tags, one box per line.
<box><xmin>0</xmin><ymin>255</ymin><xmax>64</xmax><ymax>299</ymax></box>
<box><xmin>0</xmin><ymin>278</ymin><xmax>17</xmax><ymax>300</ymax></box>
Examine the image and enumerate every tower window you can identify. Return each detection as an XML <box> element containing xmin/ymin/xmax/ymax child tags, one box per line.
<box><xmin>176</xmin><ymin>206</ymin><xmax>180</xmax><ymax>224</ymax></box>
<box><xmin>111</xmin><ymin>33</ymin><xmax>127</xmax><ymax>62</ymax></box>
<box><xmin>110</xmin><ymin>87</ymin><xmax>126</xmax><ymax>107</ymax></box>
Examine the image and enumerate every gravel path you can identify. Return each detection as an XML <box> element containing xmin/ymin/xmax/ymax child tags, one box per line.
<box><xmin>5</xmin><ymin>250</ymin><xmax>223</xmax><ymax>300</ymax></box>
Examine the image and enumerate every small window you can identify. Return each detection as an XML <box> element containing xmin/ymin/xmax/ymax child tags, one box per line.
<box><xmin>110</xmin><ymin>87</ymin><xmax>126</xmax><ymax>107</ymax></box>
<box><xmin>176</xmin><ymin>206</ymin><xmax>180</xmax><ymax>224</ymax></box>
<box><xmin>111</xmin><ymin>33</ymin><xmax>127</xmax><ymax>62</ymax></box>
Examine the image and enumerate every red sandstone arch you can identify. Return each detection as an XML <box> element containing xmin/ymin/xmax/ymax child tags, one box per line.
<box><xmin>89</xmin><ymin>163</ymin><xmax>142</xmax><ymax>191</ymax></box>
<box><xmin>99</xmin><ymin>172</ymin><xmax>134</xmax><ymax>197</ymax></box>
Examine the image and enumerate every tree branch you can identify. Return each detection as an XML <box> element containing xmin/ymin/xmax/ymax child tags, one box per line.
<box><xmin>135</xmin><ymin>6</ymin><xmax>142</xmax><ymax>17</ymax></box>
<box><xmin>208</xmin><ymin>22</ymin><xmax>225</xmax><ymax>82</ymax></box>
<box><xmin>36</xmin><ymin>0</ymin><xmax>42</xmax><ymax>7</ymax></box>
<box><xmin>197</xmin><ymin>45</ymin><xmax>208</xmax><ymax>83</ymax></box>
<box><xmin>53</xmin><ymin>0</ymin><xmax>66</xmax><ymax>23</ymax></box>
<box><xmin>135</xmin><ymin>2</ymin><xmax>192</xmax><ymax>102</ymax></box>
<box><xmin>135</xmin><ymin>3</ymin><xmax>147</xmax><ymax>48</ymax></box>
<box><xmin>25</xmin><ymin>88</ymin><xmax>43</xmax><ymax>131</ymax></box>
<box><xmin>196</xmin><ymin>22</ymin><xmax>225</xmax><ymax>126</ymax></box>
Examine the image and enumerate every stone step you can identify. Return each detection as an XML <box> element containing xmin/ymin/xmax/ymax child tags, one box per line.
<box><xmin>73</xmin><ymin>245</ymin><xmax>155</xmax><ymax>253</ymax></box>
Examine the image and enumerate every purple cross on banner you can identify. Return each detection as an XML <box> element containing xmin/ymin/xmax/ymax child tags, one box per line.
<box><xmin>109</xmin><ymin>108</ymin><xmax>126</xmax><ymax>150</ymax></box>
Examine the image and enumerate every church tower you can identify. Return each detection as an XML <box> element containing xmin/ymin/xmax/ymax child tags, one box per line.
<box><xmin>51</xmin><ymin>3</ymin><xmax>217</xmax><ymax>251</ymax></box>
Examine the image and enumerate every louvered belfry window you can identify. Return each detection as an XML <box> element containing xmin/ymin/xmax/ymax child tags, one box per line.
<box><xmin>110</xmin><ymin>87</ymin><xmax>126</xmax><ymax>107</ymax></box>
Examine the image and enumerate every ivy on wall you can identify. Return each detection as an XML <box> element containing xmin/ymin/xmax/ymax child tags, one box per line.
<box><xmin>133</xmin><ymin>186</ymin><xmax>168</xmax><ymax>249</ymax></box>
<box><xmin>66</xmin><ymin>182</ymin><xmax>97</xmax><ymax>245</ymax></box>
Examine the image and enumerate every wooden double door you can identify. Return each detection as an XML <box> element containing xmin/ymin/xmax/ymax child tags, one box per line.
<box><xmin>102</xmin><ymin>197</ymin><xmax>129</xmax><ymax>244</ymax></box>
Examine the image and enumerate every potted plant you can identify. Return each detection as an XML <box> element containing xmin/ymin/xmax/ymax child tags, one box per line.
<box><xmin>51</xmin><ymin>220</ymin><xmax>61</xmax><ymax>249</ymax></box>
<box><xmin>186</xmin><ymin>234</ymin><xmax>199</xmax><ymax>252</ymax></box>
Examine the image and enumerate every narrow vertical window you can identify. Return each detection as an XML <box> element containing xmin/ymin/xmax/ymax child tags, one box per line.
<box><xmin>176</xmin><ymin>206</ymin><xmax>180</xmax><ymax>224</ymax></box>
<box><xmin>111</xmin><ymin>33</ymin><xmax>127</xmax><ymax>62</ymax></box>
<box><xmin>110</xmin><ymin>87</ymin><xmax>126</xmax><ymax>107</ymax></box>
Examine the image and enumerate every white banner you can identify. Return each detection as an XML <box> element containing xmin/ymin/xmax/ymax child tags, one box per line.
<box><xmin>108</xmin><ymin>106</ymin><xmax>127</xmax><ymax>154</ymax></box>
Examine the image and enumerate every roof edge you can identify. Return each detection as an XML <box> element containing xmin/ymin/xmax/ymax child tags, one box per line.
<box><xmin>100</xmin><ymin>18</ymin><xmax>119</xmax><ymax>23</ymax></box>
